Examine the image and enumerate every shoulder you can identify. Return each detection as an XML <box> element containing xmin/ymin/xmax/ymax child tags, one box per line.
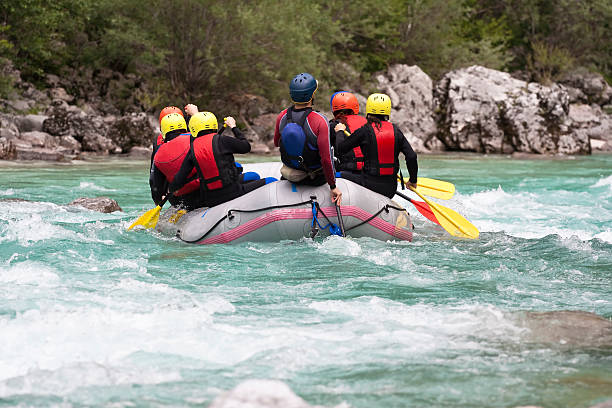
<box><xmin>276</xmin><ymin>109</ymin><xmax>288</xmax><ymax>121</ymax></box>
<box><xmin>307</xmin><ymin>111</ymin><xmax>329</xmax><ymax>129</ymax></box>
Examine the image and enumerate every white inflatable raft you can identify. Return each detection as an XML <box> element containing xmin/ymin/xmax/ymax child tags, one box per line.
<box><xmin>156</xmin><ymin>178</ymin><xmax>413</xmax><ymax>244</ymax></box>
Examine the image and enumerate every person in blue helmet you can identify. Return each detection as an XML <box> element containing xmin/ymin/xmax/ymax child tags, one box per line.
<box><xmin>273</xmin><ymin>72</ymin><xmax>342</xmax><ymax>205</ymax></box>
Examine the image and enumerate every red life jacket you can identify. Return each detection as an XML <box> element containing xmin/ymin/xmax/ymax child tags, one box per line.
<box><xmin>366</xmin><ymin>121</ymin><xmax>396</xmax><ymax>176</ymax></box>
<box><xmin>156</xmin><ymin>133</ymin><xmax>163</xmax><ymax>146</ymax></box>
<box><xmin>153</xmin><ymin>134</ymin><xmax>199</xmax><ymax>196</ymax></box>
<box><xmin>342</xmin><ymin>115</ymin><xmax>367</xmax><ymax>170</ymax></box>
<box><xmin>192</xmin><ymin>133</ymin><xmax>239</xmax><ymax>191</ymax></box>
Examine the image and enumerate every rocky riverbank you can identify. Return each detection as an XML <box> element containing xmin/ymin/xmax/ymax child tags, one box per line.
<box><xmin>1</xmin><ymin>63</ymin><xmax>611</xmax><ymax>161</ymax></box>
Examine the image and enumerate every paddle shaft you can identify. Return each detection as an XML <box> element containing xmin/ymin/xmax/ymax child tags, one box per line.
<box><xmin>335</xmin><ymin>203</ymin><xmax>346</xmax><ymax>237</ymax></box>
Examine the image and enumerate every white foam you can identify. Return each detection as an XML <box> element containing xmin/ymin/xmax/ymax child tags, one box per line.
<box><xmin>0</xmin><ymin>362</ymin><xmax>181</xmax><ymax>397</ymax></box>
<box><xmin>591</xmin><ymin>174</ymin><xmax>612</xmax><ymax>189</ymax></box>
<box><xmin>459</xmin><ymin>185</ymin><xmax>612</xmax><ymax>243</ymax></box>
<box><xmin>77</xmin><ymin>181</ymin><xmax>116</xmax><ymax>192</ymax></box>
<box><xmin>0</xmin><ymin>188</ymin><xmax>15</xmax><ymax>196</ymax></box>
<box><xmin>0</xmin><ymin>261</ymin><xmax>60</xmax><ymax>286</ymax></box>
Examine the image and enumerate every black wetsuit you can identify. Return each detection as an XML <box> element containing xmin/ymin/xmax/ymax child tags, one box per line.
<box><xmin>169</xmin><ymin>127</ymin><xmax>265</xmax><ymax>210</ymax></box>
<box><xmin>338</xmin><ymin>121</ymin><xmax>418</xmax><ymax>198</ymax></box>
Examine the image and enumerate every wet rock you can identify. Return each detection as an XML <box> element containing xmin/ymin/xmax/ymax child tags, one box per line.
<box><xmin>16</xmin><ymin>114</ymin><xmax>48</xmax><ymax>133</ymax></box>
<box><xmin>209</xmin><ymin>379</ymin><xmax>347</xmax><ymax>408</ymax></box>
<box><xmin>376</xmin><ymin>64</ymin><xmax>438</xmax><ymax>152</ymax></box>
<box><xmin>68</xmin><ymin>197</ymin><xmax>122</xmax><ymax>213</ymax></box>
<box><xmin>128</xmin><ymin>146</ymin><xmax>152</xmax><ymax>158</ymax></box>
<box><xmin>514</xmin><ymin>310</ymin><xmax>612</xmax><ymax>348</ymax></box>
<box><xmin>0</xmin><ymin>137</ymin><xmax>17</xmax><ymax>160</ymax></box>
<box><xmin>568</xmin><ymin>104</ymin><xmax>612</xmax><ymax>152</ymax></box>
<box><xmin>15</xmin><ymin>147</ymin><xmax>69</xmax><ymax>161</ymax></box>
<box><xmin>59</xmin><ymin>135</ymin><xmax>82</xmax><ymax>153</ymax></box>
<box><xmin>106</xmin><ymin>112</ymin><xmax>156</xmax><ymax>151</ymax></box>
<box><xmin>434</xmin><ymin>65</ymin><xmax>590</xmax><ymax>155</ymax></box>
<box><xmin>19</xmin><ymin>131</ymin><xmax>57</xmax><ymax>148</ymax></box>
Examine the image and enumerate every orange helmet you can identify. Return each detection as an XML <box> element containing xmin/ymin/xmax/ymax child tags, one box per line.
<box><xmin>330</xmin><ymin>92</ymin><xmax>359</xmax><ymax>115</ymax></box>
<box><xmin>159</xmin><ymin>106</ymin><xmax>183</xmax><ymax>124</ymax></box>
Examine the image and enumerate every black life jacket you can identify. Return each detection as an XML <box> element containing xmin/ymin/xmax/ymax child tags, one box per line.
<box><xmin>279</xmin><ymin>107</ymin><xmax>321</xmax><ymax>170</ymax></box>
<box><xmin>365</xmin><ymin>121</ymin><xmax>397</xmax><ymax>177</ymax></box>
<box><xmin>191</xmin><ymin>133</ymin><xmax>239</xmax><ymax>191</ymax></box>
<box><xmin>339</xmin><ymin>114</ymin><xmax>367</xmax><ymax>171</ymax></box>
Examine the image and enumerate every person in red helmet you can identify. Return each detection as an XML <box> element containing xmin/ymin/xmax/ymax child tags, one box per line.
<box><xmin>329</xmin><ymin>91</ymin><xmax>367</xmax><ymax>174</ymax></box>
<box><xmin>338</xmin><ymin>93</ymin><xmax>418</xmax><ymax>199</ymax></box>
<box><xmin>274</xmin><ymin>72</ymin><xmax>342</xmax><ymax>205</ymax></box>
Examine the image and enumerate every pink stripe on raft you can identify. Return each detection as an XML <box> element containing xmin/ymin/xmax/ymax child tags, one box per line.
<box><xmin>199</xmin><ymin>205</ymin><xmax>412</xmax><ymax>244</ymax></box>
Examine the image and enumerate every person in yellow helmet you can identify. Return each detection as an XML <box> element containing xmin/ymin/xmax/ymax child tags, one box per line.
<box><xmin>149</xmin><ymin>112</ymin><xmax>206</xmax><ymax>208</ymax></box>
<box><xmin>169</xmin><ymin>112</ymin><xmax>274</xmax><ymax>209</ymax></box>
<box><xmin>337</xmin><ymin>93</ymin><xmax>418</xmax><ymax>198</ymax></box>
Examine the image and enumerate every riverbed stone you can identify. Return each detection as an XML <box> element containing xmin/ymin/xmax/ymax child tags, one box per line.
<box><xmin>68</xmin><ymin>197</ymin><xmax>122</xmax><ymax>213</ymax></box>
<box><xmin>128</xmin><ymin>146</ymin><xmax>152</xmax><ymax>158</ymax></box>
<box><xmin>209</xmin><ymin>379</ymin><xmax>346</xmax><ymax>408</ymax></box>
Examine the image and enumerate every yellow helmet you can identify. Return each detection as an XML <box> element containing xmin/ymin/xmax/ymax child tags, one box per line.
<box><xmin>160</xmin><ymin>113</ymin><xmax>187</xmax><ymax>138</ymax></box>
<box><xmin>365</xmin><ymin>93</ymin><xmax>392</xmax><ymax>116</ymax></box>
<box><xmin>189</xmin><ymin>111</ymin><xmax>218</xmax><ymax>136</ymax></box>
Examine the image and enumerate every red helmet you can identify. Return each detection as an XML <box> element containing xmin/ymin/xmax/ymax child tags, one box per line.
<box><xmin>159</xmin><ymin>106</ymin><xmax>183</xmax><ymax>124</ymax></box>
<box><xmin>331</xmin><ymin>92</ymin><xmax>359</xmax><ymax>115</ymax></box>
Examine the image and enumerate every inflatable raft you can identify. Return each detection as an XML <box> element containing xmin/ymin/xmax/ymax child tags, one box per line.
<box><xmin>156</xmin><ymin>178</ymin><xmax>413</xmax><ymax>244</ymax></box>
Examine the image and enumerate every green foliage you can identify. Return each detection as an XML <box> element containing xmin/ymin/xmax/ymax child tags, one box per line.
<box><xmin>526</xmin><ymin>41</ymin><xmax>574</xmax><ymax>84</ymax></box>
<box><xmin>1</xmin><ymin>0</ymin><xmax>609</xmax><ymax>111</ymax></box>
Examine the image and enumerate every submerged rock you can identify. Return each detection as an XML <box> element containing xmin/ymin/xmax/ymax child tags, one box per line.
<box><xmin>209</xmin><ymin>379</ymin><xmax>348</xmax><ymax>408</ymax></box>
<box><xmin>514</xmin><ymin>310</ymin><xmax>612</xmax><ymax>348</ymax></box>
<box><xmin>68</xmin><ymin>197</ymin><xmax>122</xmax><ymax>213</ymax></box>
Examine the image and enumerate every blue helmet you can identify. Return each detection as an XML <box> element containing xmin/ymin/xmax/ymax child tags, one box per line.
<box><xmin>289</xmin><ymin>73</ymin><xmax>318</xmax><ymax>103</ymax></box>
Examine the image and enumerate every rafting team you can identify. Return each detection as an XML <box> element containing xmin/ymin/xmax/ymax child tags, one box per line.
<box><xmin>150</xmin><ymin>72</ymin><xmax>418</xmax><ymax>211</ymax></box>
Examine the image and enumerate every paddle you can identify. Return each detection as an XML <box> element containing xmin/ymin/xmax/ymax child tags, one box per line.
<box><xmin>335</xmin><ymin>203</ymin><xmax>346</xmax><ymax>237</ymax></box>
<box><xmin>127</xmin><ymin>194</ymin><xmax>170</xmax><ymax>231</ymax></box>
<box><xmin>408</xmin><ymin>186</ymin><xmax>479</xmax><ymax>239</ymax></box>
<box><xmin>394</xmin><ymin>190</ymin><xmax>440</xmax><ymax>225</ymax></box>
<box><xmin>397</xmin><ymin>176</ymin><xmax>455</xmax><ymax>200</ymax></box>
<box><xmin>342</xmin><ymin>127</ymin><xmax>455</xmax><ymax>200</ymax></box>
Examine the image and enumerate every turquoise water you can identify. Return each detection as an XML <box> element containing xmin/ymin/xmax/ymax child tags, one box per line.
<box><xmin>0</xmin><ymin>154</ymin><xmax>611</xmax><ymax>407</ymax></box>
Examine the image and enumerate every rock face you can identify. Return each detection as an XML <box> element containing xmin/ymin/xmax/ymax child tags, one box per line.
<box><xmin>434</xmin><ymin>66</ymin><xmax>591</xmax><ymax>154</ymax></box>
<box><xmin>68</xmin><ymin>197</ymin><xmax>122</xmax><ymax>213</ymax></box>
<box><xmin>0</xmin><ymin>137</ymin><xmax>16</xmax><ymax>160</ymax></box>
<box><xmin>43</xmin><ymin>100</ymin><xmax>118</xmax><ymax>154</ymax></box>
<box><xmin>106</xmin><ymin>112</ymin><xmax>156</xmax><ymax>152</ymax></box>
<box><xmin>375</xmin><ymin>65</ymin><xmax>438</xmax><ymax>152</ymax></box>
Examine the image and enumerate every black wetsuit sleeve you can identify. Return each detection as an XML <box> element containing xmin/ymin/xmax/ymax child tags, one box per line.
<box><xmin>149</xmin><ymin>165</ymin><xmax>168</xmax><ymax>205</ymax></box>
<box><xmin>395</xmin><ymin>125</ymin><xmax>418</xmax><ymax>183</ymax></box>
<box><xmin>338</xmin><ymin>125</ymin><xmax>367</xmax><ymax>155</ymax></box>
<box><xmin>169</xmin><ymin>149</ymin><xmax>196</xmax><ymax>193</ymax></box>
<box><xmin>218</xmin><ymin>127</ymin><xmax>251</xmax><ymax>154</ymax></box>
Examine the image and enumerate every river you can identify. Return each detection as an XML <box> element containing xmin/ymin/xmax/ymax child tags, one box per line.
<box><xmin>1</xmin><ymin>154</ymin><xmax>610</xmax><ymax>407</ymax></box>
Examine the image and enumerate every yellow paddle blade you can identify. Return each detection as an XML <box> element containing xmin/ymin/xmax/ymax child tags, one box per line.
<box><xmin>417</xmin><ymin>177</ymin><xmax>455</xmax><ymax>200</ymax></box>
<box><xmin>410</xmin><ymin>187</ymin><xmax>479</xmax><ymax>239</ymax></box>
<box><xmin>397</xmin><ymin>176</ymin><xmax>455</xmax><ymax>200</ymax></box>
<box><xmin>127</xmin><ymin>205</ymin><xmax>162</xmax><ymax>231</ymax></box>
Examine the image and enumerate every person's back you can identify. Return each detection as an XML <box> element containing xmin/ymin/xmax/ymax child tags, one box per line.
<box><xmin>337</xmin><ymin>93</ymin><xmax>418</xmax><ymax>199</ymax></box>
<box><xmin>150</xmin><ymin>113</ymin><xmax>199</xmax><ymax>207</ymax></box>
<box><xmin>273</xmin><ymin>72</ymin><xmax>342</xmax><ymax>205</ymax></box>
<box><xmin>329</xmin><ymin>91</ymin><xmax>367</xmax><ymax>172</ymax></box>
<box><xmin>169</xmin><ymin>112</ymin><xmax>269</xmax><ymax>209</ymax></box>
